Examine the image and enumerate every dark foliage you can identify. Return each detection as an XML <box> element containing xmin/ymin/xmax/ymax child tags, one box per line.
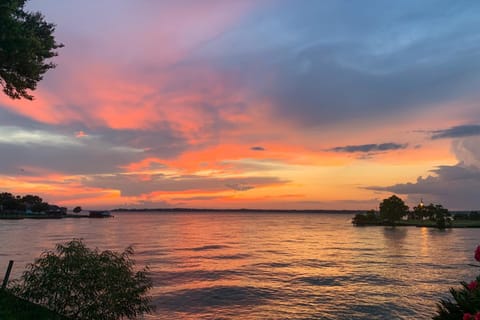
<box><xmin>0</xmin><ymin>192</ymin><xmax>49</xmax><ymax>212</ymax></box>
<box><xmin>0</xmin><ymin>0</ymin><xmax>63</xmax><ymax>100</ymax></box>
<box><xmin>454</xmin><ymin>212</ymin><xmax>480</xmax><ymax>221</ymax></box>
<box><xmin>352</xmin><ymin>209</ymin><xmax>379</xmax><ymax>225</ymax></box>
<box><xmin>379</xmin><ymin>195</ymin><xmax>409</xmax><ymax>224</ymax></box>
<box><xmin>0</xmin><ymin>290</ymin><xmax>68</xmax><ymax>319</ymax></box>
<box><xmin>470</xmin><ymin>212</ymin><xmax>480</xmax><ymax>220</ymax></box>
<box><xmin>434</xmin><ymin>278</ymin><xmax>480</xmax><ymax>319</ymax></box>
<box><xmin>12</xmin><ymin>239</ymin><xmax>153</xmax><ymax>320</ymax></box>
<box><xmin>433</xmin><ymin>246</ymin><xmax>480</xmax><ymax>319</ymax></box>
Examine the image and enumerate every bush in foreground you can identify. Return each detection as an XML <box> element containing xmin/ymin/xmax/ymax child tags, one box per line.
<box><xmin>0</xmin><ymin>290</ymin><xmax>68</xmax><ymax>319</ymax></box>
<box><xmin>434</xmin><ymin>246</ymin><xmax>480</xmax><ymax>320</ymax></box>
<box><xmin>12</xmin><ymin>239</ymin><xmax>153</xmax><ymax>319</ymax></box>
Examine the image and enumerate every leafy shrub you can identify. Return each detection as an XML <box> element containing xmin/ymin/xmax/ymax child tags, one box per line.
<box><xmin>434</xmin><ymin>246</ymin><xmax>480</xmax><ymax>319</ymax></box>
<box><xmin>0</xmin><ymin>290</ymin><xmax>68</xmax><ymax>319</ymax></box>
<box><xmin>12</xmin><ymin>239</ymin><xmax>153</xmax><ymax>319</ymax></box>
<box><xmin>352</xmin><ymin>210</ymin><xmax>379</xmax><ymax>225</ymax></box>
<box><xmin>470</xmin><ymin>212</ymin><xmax>480</xmax><ymax>221</ymax></box>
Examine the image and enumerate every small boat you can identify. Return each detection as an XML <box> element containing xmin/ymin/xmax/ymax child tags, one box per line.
<box><xmin>89</xmin><ymin>210</ymin><xmax>113</xmax><ymax>218</ymax></box>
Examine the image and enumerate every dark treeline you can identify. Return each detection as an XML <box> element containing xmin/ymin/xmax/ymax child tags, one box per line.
<box><xmin>0</xmin><ymin>192</ymin><xmax>64</xmax><ymax>214</ymax></box>
<box><xmin>451</xmin><ymin>211</ymin><xmax>480</xmax><ymax>220</ymax></box>
<box><xmin>0</xmin><ymin>192</ymin><xmax>49</xmax><ymax>212</ymax></box>
<box><xmin>352</xmin><ymin>195</ymin><xmax>454</xmax><ymax>228</ymax></box>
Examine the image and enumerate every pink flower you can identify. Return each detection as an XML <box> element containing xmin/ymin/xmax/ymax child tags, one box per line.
<box><xmin>475</xmin><ymin>245</ymin><xmax>480</xmax><ymax>262</ymax></box>
<box><xmin>467</xmin><ymin>280</ymin><xmax>478</xmax><ymax>291</ymax></box>
<box><xmin>475</xmin><ymin>312</ymin><xmax>480</xmax><ymax>320</ymax></box>
<box><xmin>464</xmin><ymin>313</ymin><xmax>473</xmax><ymax>320</ymax></box>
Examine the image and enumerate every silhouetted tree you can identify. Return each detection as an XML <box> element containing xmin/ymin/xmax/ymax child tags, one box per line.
<box><xmin>0</xmin><ymin>192</ymin><xmax>55</xmax><ymax>213</ymax></box>
<box><xmin>470</xmin><ymin>212</ymin><xmax>480</xmax><ymax>220</ymax></box>
<box><xmin>21</xmin><ymin>194</ymin><xmax>49</xmax><ymax>212</ymax></box>
<box><xmin>425</xmin><ymin>203</ymin><xmax>437</xmax><ymax>221</ymax></box>
<box><xmin>21</xmin><ymin>194</ymin><xmax>42</xmax><ymax>204</ymax></box>
<box><xmin>0</xmin><ymin>192</ymin><xmax>24</xmax><ymax>211</ymax></box>
<box><xmin>73</xmin><ymin>206</ymin><xmax>82</xmax><ymax>213</ymax></box>
<box><xmin>365</xmin><ymin>209</ymin><xmax>377</xmax><ymax>220</ymax></box>
<box><xmin>413</xmin><ymin>204</ymin><xmax>427</xmax><ymax>220</ymax></box>
<box><xmin>431</xmin><ymin>204</ymin><xmax>451</xmax><ymax>229</ymax></box>
<box><xmin>0</xmin><ymin>0</ymin><xmax>63</xmax><ymax>100</ymax></box>
<box><xmin>379</xmin><ymin>195</ymin><xmax>409</xmax><ymax>224</ymax></box>
<box><xmin>352</xmin><ymin>209</ymin><xmax>379</xmax><ymax>225</ymax></box>
<box><xmin>421</xmin><ymin>203</ymin><xmax>450</xmax><ymax>223</ymax></box>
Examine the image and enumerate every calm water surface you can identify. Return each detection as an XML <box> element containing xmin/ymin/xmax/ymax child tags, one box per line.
<box><xmin>1</xmin><ymin>212</ymin><xmax>479</xmax><ymax>319</ymax></box>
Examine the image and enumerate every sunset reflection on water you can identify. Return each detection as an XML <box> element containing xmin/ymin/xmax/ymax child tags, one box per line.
<box><xmin>0</xmin><ymin>212</ymin><xmax>479</xmax><ymax>319</ymax></box>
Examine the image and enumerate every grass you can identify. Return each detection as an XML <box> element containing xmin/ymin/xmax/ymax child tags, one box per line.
<box><xmin>0</xmin><ymin>290</ymin><xmax>68</xmax><ymax>320</ymax></box>
<box><xmin>447</xmin><ymin>220</ymin><xmax>480</xmax><ymax>228</ymax></box>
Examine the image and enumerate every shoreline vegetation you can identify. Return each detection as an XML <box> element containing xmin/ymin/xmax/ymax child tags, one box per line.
<box><xmin>0</xmin><ymin>290</ymin><xmax>68</xmax><ymax>320</ymax></box>
<box><xmin>352</xmin><ymin>195</ymin><xmax>480</xmax><ymax>228</ymax></box>
<box><xmin>0</xmin><ymin>192</ymin><xmax>112</xmax><ymax>220</ymax></box>
<box><xmin>2</xmin><ymin>192</ymin><xmax>480</xmax><ymax>227</ymax></box>
<box><xmin>1</xmin><ymin>240</ymin><xmax>152</xmax><ymax>320</ymax></box>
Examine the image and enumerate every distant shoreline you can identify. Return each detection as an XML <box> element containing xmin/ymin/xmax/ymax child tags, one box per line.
<box><xmin>111</xmin><ymin>208</ymin><xmax>478</xmax><ymax>214</ymax></box>
<box><xmin>111</xmin><ymin>208</ymin><xmax>363</xmax><ymax>214</ymax></box>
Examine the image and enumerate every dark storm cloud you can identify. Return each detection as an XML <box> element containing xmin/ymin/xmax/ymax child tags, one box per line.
<box><xmin>0</xmin><ymin>136</ymin><xmax>141</xmax><ymax>175</ymax></box>
<box><xmin>194</xmin><ymin>0</ymin><xmax>480</xmax><ymax>126</ymax></box>
<box><xmin>0</xmin><ymin>122</ymin><xmax>189</xmax><ymax>175</ymax></box>
<box><xmin>82</xmin><ymin>174</ymin><xmax>287</xmax><ymax>197</ymax></box>
<box><xmin>88</xmin><ymin>126</ymin><xmax>189</xmax><ymax>159</ymax></box>
<box><xmin>431</xmin><ymin>125</ymin><xmax>480</xmax><ymax>140</ymax></box>
<box><xmin>366</xmin><ymin>165</ymin><xmax>480</xmax><ymax>209</ymax></box>
<box><xmin>329</xmin><ymin>143</ymin><xmax>407</xmax><ymax>153</ymax></box>
<box><xmin>9</xmin><ymin>0</ymin><xmax>480</xmax><ymax>168</ymax></box>
<box><xmin>0</xmin><ymin>108</ymin><xmax>45</xmax><ymax>129</ymax></box>
<box><xmin>366</xmin><ymin>137</ymin><xmax>480</xmax><ymax>210</ymax></box>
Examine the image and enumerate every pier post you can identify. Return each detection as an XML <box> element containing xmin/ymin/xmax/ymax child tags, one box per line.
<box><xmin>2</xmin><ymin>260</ymin><xmax>14</xmax><ymax>289</ymax></box>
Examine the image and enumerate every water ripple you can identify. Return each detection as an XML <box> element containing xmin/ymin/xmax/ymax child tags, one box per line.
<box><xmin>154</xmin><ymin>285</ymin><xmax>275</xmax><ymax>312</ymax></box>
<box><xmin>207</xmin><ymin>253</ymin><xmax>251</xmax><ymax>260</ymax></box>
<box><xmin>2</xmin><ymin>212</ymin><xmax>479</xmax><ymax>319</ymax></box>
<box><xmin>151</xmin><ymin>269</ymin><xmax>242</xmax><ymax>285</ymax></box>
<box><xmin>178</xmin><ymin>245</ymin><xmax>230</xmax><ymax>251</ymax></box>
<box><xmin>251</xmin><ymin>262</ymin><xmax>292</xmax><ymax>268</ymax></box>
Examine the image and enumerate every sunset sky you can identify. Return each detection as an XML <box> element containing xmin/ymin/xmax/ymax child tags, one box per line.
<box><xmin>2</xmin><ymin>0</ymin><xmax>480</xmax><ymax>210</ymax></box>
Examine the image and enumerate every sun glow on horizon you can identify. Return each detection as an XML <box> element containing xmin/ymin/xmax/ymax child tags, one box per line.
<box><xmin>1</xmin><ymin>1</ymin><xmax>479</xmax><ymax>210</ymax></box>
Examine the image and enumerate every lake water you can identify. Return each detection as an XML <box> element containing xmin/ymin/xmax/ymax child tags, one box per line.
<box><xmin>1</xmin><ymin>212</ymin><xmax>479</xmax><ymax>319</ymax></box>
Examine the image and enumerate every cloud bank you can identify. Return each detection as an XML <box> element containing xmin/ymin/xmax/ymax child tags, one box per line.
<box><xmin>368</xmin><ymin>137</ymin><xmax>480</xmax><ymax>209</ymax></box>
<box><xmin>329</xmin><ymin>143</ymin><xmax>407</xmax><ymax>153</ymax></box>
<box><xmin>431</xmin><ymin>124</ymin><xmax>480</xmax><ymax>140</ymax></box>
<box><xmin>0</xmin><ymin>1</ymin><xmax>479</xmax><ymax>209</ymax></box>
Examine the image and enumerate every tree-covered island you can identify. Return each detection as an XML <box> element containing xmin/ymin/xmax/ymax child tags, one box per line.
<box><xmin>352</xmin><ymin>195</ymin><xmax>480</xmax><ymax>228</ymax></box>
